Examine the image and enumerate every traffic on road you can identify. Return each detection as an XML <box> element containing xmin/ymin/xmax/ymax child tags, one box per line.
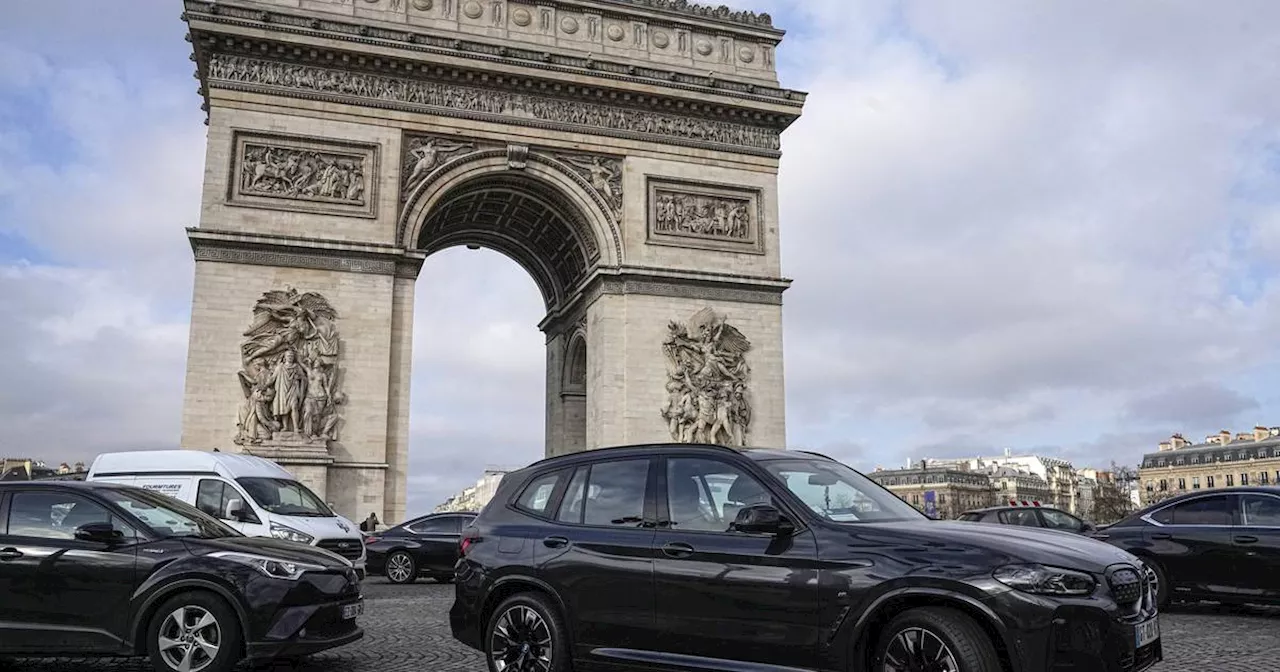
<box><xmin>2</xmin><ymin>444</ymin><xmax>1279</xmax><ymax>672</ymax></box>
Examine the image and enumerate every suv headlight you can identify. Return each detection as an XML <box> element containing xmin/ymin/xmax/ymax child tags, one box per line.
<box><xmin>269</xmin><ymin>523</ymin><xmax>314</xmax><ymax>545</ymax></box>
<box><xmin>993</xmin><ymin>564</ymin><xmax>1097</xmax><ymax>596</ymax></box>
<box><xmin>208</xmin><ymin>551</ymin><xmax>324</xmax><ymax>581</ymax></box>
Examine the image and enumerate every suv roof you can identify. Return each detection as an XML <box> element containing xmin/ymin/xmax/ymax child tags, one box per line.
<box><xmin>509</xmin><ymin>444</ymin><xmax>829</xmax><ymax>474</ymax></box>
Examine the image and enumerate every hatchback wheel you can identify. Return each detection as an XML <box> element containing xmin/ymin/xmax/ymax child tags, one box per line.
<box><xmin>485</xmin><ymin>593</ymin><xmax>569</xmax><ymax>672</ymax></box>
<box><xmin>873</xmin><ymin>607</ymin><xmax>1000</xmax><ymax>672</ymax></box>
<box><xmin>147</xmin><ymin>591</ymin><xmax>242</xmax><ymax>672</ymax></box>
<box><xmin>386</xmin><ymin>551</ymin><xmax>417</xmax><ymax>584</ymax></box>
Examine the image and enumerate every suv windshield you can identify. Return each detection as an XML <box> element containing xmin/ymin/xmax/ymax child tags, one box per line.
<box><xmin>104</xmin><ymin>487</ymin><xmax>240</xmax><ymax>539</ymax></box>
<box><xmin>761</xmin><ymin>458</ymin><xmax>926</xmax><ymax>523</ymax></box>
<box><xmin>237</xmin><ymin>477</ymin><xmax>334</xmax><ymax>517</ymax></box>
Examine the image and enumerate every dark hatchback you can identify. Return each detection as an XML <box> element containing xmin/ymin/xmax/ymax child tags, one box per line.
<box><xmin>365</xmin><ymin>511</ymin><xmax>476</xmax><ymax>584</ymax></box>
<box><xmin>0</xmin><ymin>481</ymin><xmax>364</xmax><ymax>672</ymax></box>
<box><xmin>1089</xmin><ymin>486</ymin><xmax>1280</xmax><ymax>609</ymax></box>
<box><xmin>450</xmin><ymin>444</ymin><xmax>1164</xmax><ymax>672</ymax></box>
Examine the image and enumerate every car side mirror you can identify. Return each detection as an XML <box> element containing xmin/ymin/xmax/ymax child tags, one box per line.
<box><xmin>75</xmin><ymin>522</ymin><xmax>124</xmax><ymax>545</ymax></box>
<box><xmin>225</xmin><ymin>498</ymin><xmax>254</xmax><ymax>523</ymax></box>
<box><xmin>1080</xmin><ymin>522</ymin><xmax>1097</xmax><ymax>534</ymax></box>
<box><xmin>731</xmin><ymin>504</ymin><xmax>793</xmax><ymax>535</ymax></box>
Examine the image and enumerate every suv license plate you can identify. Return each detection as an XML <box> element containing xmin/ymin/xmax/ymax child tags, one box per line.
<box><xmin>1134</xmin><ymin>616</ymin><xmax>1159</xmax><ymax>648</ymax></box>
<box><xmin>341</xmin><ymin>601</ymin><xmax>364</xmax><ymax>620</ymax></box>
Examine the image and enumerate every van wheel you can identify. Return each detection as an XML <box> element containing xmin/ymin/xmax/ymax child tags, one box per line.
<box><xmin>485</xmin><ymin>593</ymin><xmax>570</xmax><ymax>672</ymax></box>
<box><xmin>872</xmin><ymin>607</ymin><xmax>1001</xmax><ymax>672</ymax></box>
<box><xmin>386</xmin><ymin>551</ymin><xmax>417</xmax><ymax>584</ymax></box>
<box><xmin>147</xmin><ymin>591</ymin><xmax>242</xmax><ymax>672</ymax></box>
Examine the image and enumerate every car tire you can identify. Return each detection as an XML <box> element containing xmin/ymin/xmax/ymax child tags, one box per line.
<box><xmin>146</xmin><ymin>591</ymin><xmax>243</xmax><ymax>672</ymax></box>
<box><xmin>485</xmin><ymin>592</ymin><xmax>570</xmax><ymax>672</ymax></box>
<box><xmin>1145</xmin><ymin>559</ymin><xmax>1171</xmax><ymax>610</ymax></box>
<box><xmin>872</xmin><ymin>607</ymin><xmax>1001</xmax><ymax>672</ymax></box>
<box><xmin>386</xmin><ymin>551</ymin><xmax>418</xmax><ymax>584</ymax></box>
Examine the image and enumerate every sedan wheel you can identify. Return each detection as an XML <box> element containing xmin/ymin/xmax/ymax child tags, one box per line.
<box><xmin>386</xmin><ymin>551</ymin><xmax>417</xmax><ymax>584</ymax></box>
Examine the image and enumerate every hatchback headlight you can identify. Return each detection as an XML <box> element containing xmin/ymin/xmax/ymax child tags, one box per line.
<box><xmin>208</xmin><ymin>551</ymin><xmax>324</xmax><ymax>581</ymax></box>
<box><xmin>269</xmin><ymin>523</ymin><xmax>314</xmax><ymax>545</ymax></box>
<box><xmin>993</xmin><ymin>564</ymin><xmax>1096</xmax><ymax>596</ymax></box>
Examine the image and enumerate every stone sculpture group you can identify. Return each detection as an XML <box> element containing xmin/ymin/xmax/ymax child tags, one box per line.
<box><xmin>235</xmin><ymin>288</ymin><xmax>346</xmax><ymax>448</ymax></box>
<box><xmin>661</xmin><ymin>307</ymin><xmax>753</xmax><ymax>447</ymax></box>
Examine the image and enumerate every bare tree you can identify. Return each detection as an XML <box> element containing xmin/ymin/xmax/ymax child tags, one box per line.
<box><xmin>1091</xmin><ymin>462</ymin><xmax>1140</xmax><ymax>524</ymax></box>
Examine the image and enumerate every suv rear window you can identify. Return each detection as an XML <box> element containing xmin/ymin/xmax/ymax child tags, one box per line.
<box><xmin>514</xmin><ymin>469</ymin><xmax>569</xmax><ymax>516</ymax></box>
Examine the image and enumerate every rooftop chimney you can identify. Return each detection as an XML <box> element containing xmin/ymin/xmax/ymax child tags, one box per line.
<box><xmin>1255</xmin><ymin>426</ymin><xmax>1269</xmax><ymax>441</ymax></box>
<box><xmin>1219</xmin><ymin>430</ymin><xmax>1232</xmax><ymax>445</ymax></box>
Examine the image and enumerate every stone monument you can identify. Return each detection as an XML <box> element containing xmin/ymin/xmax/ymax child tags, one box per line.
<box><xmin>178</xmin><ymin>0</ymin><xmax>806</xmax><ymax>523</ymax></box>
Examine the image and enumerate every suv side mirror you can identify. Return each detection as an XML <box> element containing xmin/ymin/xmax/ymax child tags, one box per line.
<box><xmin>731</xmin><ymin>504</ymin><xmax>793</xmax><ymax>535</ymax></box>
<box><xmin>74</xmin><ymin>522</ymin><xmax>124</xmax><ymax>545</ymax></box>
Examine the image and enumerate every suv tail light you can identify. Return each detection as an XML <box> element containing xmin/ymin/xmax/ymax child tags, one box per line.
<box><xmin>459</xmin><ymin>528</ymin><xmax>479</xmax><ymax>556</ymax></box>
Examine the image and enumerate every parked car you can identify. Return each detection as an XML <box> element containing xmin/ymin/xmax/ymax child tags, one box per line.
<box><xmin>365</xmin><ymin>511</ymin><xmax>477</xmax><ymax>584</ymax></box>
<box><xmin>87</xmin><ymin>450</ymin><xmax>368</xmax><ymax>577</ymax></box>
<box><xmin>958</xmin><ymin>501</ymin><xmax>1099</xmax><ymax>534</ymax></box>
<box><xmin>1089</xmin><ymin>486</ymin><xmax>1280</xmax><ymax>609</ymax></box>
<box><xmin>0</xmin><ymin>480</ymin><xmax>363</xmax><ymax>672</ymax></box>
<box><xmin>450</xmin><ymin>444</ymin><xmax>1163</xmax><ymax>672</ymax></box>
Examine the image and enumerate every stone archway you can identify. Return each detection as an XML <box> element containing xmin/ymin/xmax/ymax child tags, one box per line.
<box><xmin>177</xmin><ymin>0</ymin><xmax>805</xmax><ymax>523</ymax></box>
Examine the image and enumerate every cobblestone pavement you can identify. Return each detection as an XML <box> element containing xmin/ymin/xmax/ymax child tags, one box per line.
<box><xmin>3</xmin><ymin>580</ymin><xmax>1278</xmax><ymax>671</ymax></box>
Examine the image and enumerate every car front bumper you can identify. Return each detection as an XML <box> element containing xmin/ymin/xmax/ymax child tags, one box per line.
<box><xmin>243</xmin><ymin>568</ymin><xmax>366</xmax><ymax>659</ymax></box>
<box><xmin>986</xmin><ymin>566</ymin><xmax>1163</xmax><ymax>672</ymax></box>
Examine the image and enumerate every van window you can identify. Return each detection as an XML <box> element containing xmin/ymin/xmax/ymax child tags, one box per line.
<box><xmin>197</xmin><ymin>479</ymin><xmax>259</xmax><ymax>523</ymax></box>
<box><xmin>237</xmin><ymin>477</ymin><xmax>333</xmax><ymax>517</ymax></box>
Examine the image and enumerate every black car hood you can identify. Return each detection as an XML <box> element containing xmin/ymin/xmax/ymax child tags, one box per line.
<box><xmin>856</xmin><ymin>520</ymin><xmax>1141</xmax><ymax>573</ymax></box>
<box><xmin>185</xmin><ymin>536</ymin><xmax>351</xmax><ymax>569</ymax></box>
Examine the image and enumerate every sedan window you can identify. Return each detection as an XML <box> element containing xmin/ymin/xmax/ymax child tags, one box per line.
<box><xmin>1040</xmin><ymin>509</ymin><xmax>1083</xmax><ymax>531</ymax></box>
<box><xmin>1150</xmin><ymin>495</ymin><xmax>1232</xmax><ymax>526</ymax></box>
<box><xmin>1240</xmin><ymin>495</ymin><xmax>1280</xmax><ymax>527</ymax></box>
<box><xmin>998</xmin><ymin>509</ymin><xmax>1040</xmax><ymax>527</ymax></box>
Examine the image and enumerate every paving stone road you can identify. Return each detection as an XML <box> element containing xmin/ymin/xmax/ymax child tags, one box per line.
<box><xmin>3</xmin><ymin>580</ymin><xmax>1277</xmax><ymax>671</ymax></box>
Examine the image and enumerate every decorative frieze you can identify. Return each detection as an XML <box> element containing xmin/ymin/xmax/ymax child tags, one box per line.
<box><xmin>206</xmin><ymin>54</ymin><xmax>781</xmax><ymax>154</ymax></box>
<box><xmin>661</xmin><ymin>307</ymin><xmax>753</xmax><ymax>447</ymax></box>
<box><xmin>400</xmin><ymin>134</ymin><xmax>492</xmax><ymax>200</ymax></box>
<box><xmin>646</xmin><ymin>178</ymin><xmax>763</xmax><ymax>254</ymax></box>
<box><xmin>229</xmin><ymin>131</ymin><xmax>379</xmax><ymax>218</ymax></box>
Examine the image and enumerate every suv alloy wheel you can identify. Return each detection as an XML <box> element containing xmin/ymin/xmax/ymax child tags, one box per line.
<box><xmin>147</xmin><ymin>591</ymin><xmax>243</xmax><ymax>672</ymax></box>
<box><xmin>485</xmin><ymin>593</ymin><xmax>569</xmax><ymax>672</ymax></box>
<box><xmin>873</xmin><ymin>608</ymin><xmax>1001</xmax><ymax>672</ymax></box>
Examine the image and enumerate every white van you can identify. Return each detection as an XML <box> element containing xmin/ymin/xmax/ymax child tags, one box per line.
<box><xmin>87</xmin><ymin>450</ymin><xmax>367</xmax><ymax>577</ymax></box>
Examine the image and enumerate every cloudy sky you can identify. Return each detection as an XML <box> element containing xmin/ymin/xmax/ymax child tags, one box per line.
<box><xmin>2</xmin><ymin>1</ymin><xmax>1279</xmax><ymax>515</ymax></box>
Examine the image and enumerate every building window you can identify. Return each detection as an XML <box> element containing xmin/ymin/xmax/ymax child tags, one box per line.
<box><xmin>1227</xmin><ymin>474</ymin><xmax>1235</xmax><ymax>487</ymax></box>
<box><xmin>1159</xmin><ymin>479</ymin><xmax>1168</xmax><ymax>491</ymax></box>
<box><xmin>1242</xmin><ymin>473</ymin><xmax>1250</xmax><ymax>486</ymax></box>
<box><xmin>1207</xmin><ymin>475</ymin><xmax>1215</xmax><ymax>488</ymax></box>
<box><xmin>1192</xmin><ymin>477</ymin><xmax>1201</xmax><ymax>489</ymax></box>
<box><xmin>1262</xmin><ymin>472</ymin><xmax>1270</xmax><ymax>485</ymax></box>
<box><xmin>1146</xmin><ymin>482</ymin><xmax>1154</xmax><ymax>492</ymax></box>
<box><xmin>1177</xmin><ymin>478</ymin><xmax>1186</xmax><ymax>490</ymax></box>
<box><xmin>911</xmin><ymin>494</ymin><xmax>919</xmax><ymax>505</ymax></box>
<box><xmin>938</xmin><ymin>494</ymin><xmax>947</xmax><ymax>505</ymax></box>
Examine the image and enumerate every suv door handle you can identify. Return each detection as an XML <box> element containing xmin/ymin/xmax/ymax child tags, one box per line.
<box><xmin>0</xmin><ymin>548</ymin><xmax>22</xmax><ymax>561</ymax></box>
<box><xmin>542</xmin><ymin>536</ymin><xmax>569</xmax><ymax>549</ymax></box>
<box><xmin>1150</xmin><ymin>533</ymin><xmax>1172</xmax><ymax>540</ymax></box>
<box><xmin>1235</xmin><ymin>535</ymin><xmax>1259</xmax><ymax>544</ymax></box>
<box><xmin>662</xmin><ymin>542</ymin><xmax>694</xmax><ymax>559</ymax></box>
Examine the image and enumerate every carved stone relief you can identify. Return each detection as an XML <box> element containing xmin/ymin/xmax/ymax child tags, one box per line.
<box><xmin>556</xmin><ymin>153</ymin><xmax>623</xmax><ymax>216</ymax></box>
<box><xmin>235</xmin><ymin>288</ymin><xmax>346</xmax><ymax>450</ymax></box>
<box><xmin>400</xmin><ymin>133</ymin><xmax>491</xmax><ymax>200</ymax></box>
<box><xmin>647</xmin><ymin>178</ymin><xmax>763</xmax><ymax>254</ymax></box>
<box><xmin>206</xmin><ymin>54</ymin><xmax>781</xmax><ymax>154</ymax></box>
<box><xmin>229</xmin><ymin>132</ymin><xmax>378</xmax><ymax>218</ymax></box>
<box><xmin>661</xmin><ymin>307</ymin><xmax>752</xmax><ymax>447</ymax></box>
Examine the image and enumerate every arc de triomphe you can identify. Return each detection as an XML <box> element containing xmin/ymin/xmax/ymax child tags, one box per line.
<box><xmin>177</xmin><ymin>0</ymin><xmax>805</xmax><ymax>523</ymax></box>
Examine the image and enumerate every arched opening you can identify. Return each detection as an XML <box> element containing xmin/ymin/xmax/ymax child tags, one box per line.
<box><xmin>404</xmin><ymin>167</ymin><xmax>603</xmax><ymax>509</ymax></box>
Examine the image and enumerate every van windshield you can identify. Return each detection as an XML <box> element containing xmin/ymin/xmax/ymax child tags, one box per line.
<box><xmin>105</xmin><ymin>487</ymin><xmax>240</xmax><ymax>539</ymax></box>
<box><xmin>237</xmin><ymin>477</ymin><xmax>334</xmax><ymax>517</ymax></box>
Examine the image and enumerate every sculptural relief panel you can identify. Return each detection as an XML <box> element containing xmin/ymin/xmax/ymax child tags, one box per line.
<box><xmin>646</xmin><ymin>177</ymin><xmax>763</xmax><ymax>254</ymax></box>
<box><xmin>229</xmin><ymin>131</ymin><xmax>379</xmax><ymax>218</ymax></box>
<box><xmin>235</xmin><ymin>288</ymin><xmax>347</xmax><ymax>450</ymax></box>
<box><xmin>660</xmin><ymin>307</ymin><xmax>752</xmax><ymax>447</ymax></box>
<box><xmin>400</xmin><ymin>133</ymin><xmax>497</xmax><ymax>200</ymax></box>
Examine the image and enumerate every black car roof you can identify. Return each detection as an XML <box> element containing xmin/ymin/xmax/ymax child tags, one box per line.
<box><xmin>0</xmin><ymin>480</ymin><xmax>102</xmax><ymax>489</ymax></box>
<box><xmin>960</xmin><ymin>504</ymin><xmax>1066</xmax><ymax>515</ymax></box>
<box><xmin>508</xmin><ymin>443</ymin><xmax>832</xmax><ymax>476</ymax></box>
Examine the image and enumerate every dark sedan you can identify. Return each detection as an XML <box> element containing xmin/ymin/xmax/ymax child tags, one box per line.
<box><xmin>1089</xmin><ymin>486</ymin><xmax>1280</xmax><ymax>608</ymax></box>
<box><xmin>365</xmin><ymin>511</ymin><xmax>476</xmax><ymax>584</ymax></box>
<box><xmin>958</xmin><ymin>502</ymin><xmax>1099</xmax><ymax>533</ymax></box>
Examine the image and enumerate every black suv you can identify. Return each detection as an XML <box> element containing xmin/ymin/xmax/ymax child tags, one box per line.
<box><xmin>450</xmin><ymin>445</ymin><xmax>1163</xmax><ymax>672</ymax></box>
<box><xmin>0</xmin><ymin>481</ymin><xmax>364</xmax><ymax>672</ymax></box>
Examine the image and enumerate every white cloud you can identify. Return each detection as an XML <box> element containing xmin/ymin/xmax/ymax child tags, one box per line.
<box><xmin>3</xmin><ymin>0</ymin><xmax>1280</xmax><ymax>514</ymax></box>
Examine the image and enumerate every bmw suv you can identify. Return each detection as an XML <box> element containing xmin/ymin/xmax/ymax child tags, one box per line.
<box><xmin>450</xmin><ymin>444</ymin><xmax>1163</xmax><ymax>672</ymax></box>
